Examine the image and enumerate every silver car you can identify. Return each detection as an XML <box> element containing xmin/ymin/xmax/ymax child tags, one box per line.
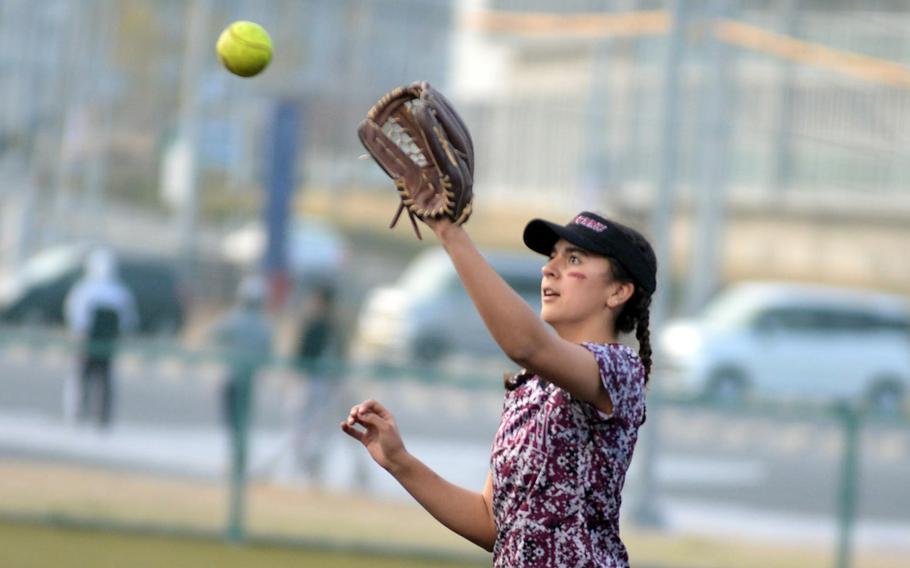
<box><xmin>351</xmin><ymin>247</ymin><xmax>543</xmax><ymax>367</ymax></box>
<box><xmin>658</xmin><ymin>281</ymin><xmax>910</xmax><ymax>414</ymax></box>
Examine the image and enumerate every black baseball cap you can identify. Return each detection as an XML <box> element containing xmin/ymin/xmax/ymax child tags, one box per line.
<box><xmin>523</xmin><ymin>211</ymin><xmax>657</xmax><ymax>295</ymax></box>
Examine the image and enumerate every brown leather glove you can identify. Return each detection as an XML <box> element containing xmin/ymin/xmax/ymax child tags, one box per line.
<box><xmin>358</xmin><ymin>81</ymin><xmax>474</xmax><ymax>239</ymax></box>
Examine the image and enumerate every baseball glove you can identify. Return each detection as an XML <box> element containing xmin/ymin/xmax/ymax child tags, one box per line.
<box><xmin>358</xmin><ymin>81</ymin><xmax>474</xmax><ymax>239</ymax></box>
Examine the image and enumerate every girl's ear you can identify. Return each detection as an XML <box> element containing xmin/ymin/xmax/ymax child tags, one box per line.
<box><xmin>607</xmin><ymin>281</ymin><xmax>635</xmax><ymax>309</ymax></box>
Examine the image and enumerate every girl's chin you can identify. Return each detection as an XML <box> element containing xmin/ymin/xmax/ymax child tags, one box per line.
<box><xmin>540</xmin><ymin>308</ymin><xmax>560</xmax><ymax>325</ymax></box>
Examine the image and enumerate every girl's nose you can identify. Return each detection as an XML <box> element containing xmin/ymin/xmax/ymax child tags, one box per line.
<box><xmin>542</xmin><ymin>257</ymin><xmax>559</xmax><ymax>278</ymax></box>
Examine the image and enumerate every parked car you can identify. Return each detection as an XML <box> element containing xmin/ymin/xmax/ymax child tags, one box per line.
<box><xmin>0</xmin><ymin>244</ymin><xmax>187</xmax><ymax>334</ymax></box>
<box><xmin>658</xmin><ymin>281</ymin><xmax>910</xmax><ymax>414</ymax></box>
<box><xmin>350</xmin><ymin>247</ymin><xmax>543</xmax><ymax>366</ymax></box>
<box><xmin>220</xmin><ymin>215</ymin><xmax>348</xmax><ymax>286</ymax></box>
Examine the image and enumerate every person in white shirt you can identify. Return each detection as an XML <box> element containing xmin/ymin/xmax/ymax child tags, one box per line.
<box><xmin>64</xmin><ymin>247</ymin><xmax>138</xmax><ymax>428</ymax></box>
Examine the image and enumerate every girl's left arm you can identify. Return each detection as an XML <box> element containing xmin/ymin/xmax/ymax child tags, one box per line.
<box><xmin>431</xmin><ymin>221</ymin><xmax>611</xmax><ymax>411</ymax></box>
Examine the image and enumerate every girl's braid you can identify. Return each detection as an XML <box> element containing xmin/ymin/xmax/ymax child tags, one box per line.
<box><xmin>610</xmin><ymin>224</ymin><xmax>656</xmax><ymax>384</ymax></box>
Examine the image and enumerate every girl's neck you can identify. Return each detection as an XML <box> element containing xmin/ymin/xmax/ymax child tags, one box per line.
<box><xmin>554</xmin><ymin>321</ymin><xmax>617</xmax><ymax>345</ymax></box>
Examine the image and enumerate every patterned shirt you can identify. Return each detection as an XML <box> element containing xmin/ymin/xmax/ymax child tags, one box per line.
<box><xmin>491</xmin><ymin>342</ymin><xmax>647</xmax><ymax>567</ymax></box>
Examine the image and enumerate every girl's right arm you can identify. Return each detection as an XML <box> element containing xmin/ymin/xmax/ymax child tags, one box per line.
<box><xmin>342</xmin><ymin>399</ymin><xmax>497</xmax><ymax>552</ymax></box>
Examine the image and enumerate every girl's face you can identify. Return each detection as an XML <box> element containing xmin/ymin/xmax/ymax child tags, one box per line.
<box><xmin>540</xmin><ymin>238</ymin><xmax>618</xmax><ymax>328</ymax></box>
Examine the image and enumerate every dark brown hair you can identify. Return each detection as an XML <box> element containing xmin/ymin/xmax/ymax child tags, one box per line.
<box><xmin>609</xmin><ymin>264</ymin><xmax>653</xmax><ymax>384</ymax></box>
<box><xmin>607</xmin><ymin>222</ymin><xmax>656</xmax><ymax>384</ymax></box>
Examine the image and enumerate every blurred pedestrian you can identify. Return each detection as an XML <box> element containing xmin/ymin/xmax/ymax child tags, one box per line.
<box><xmin>211</xmin><ymin>274</ymin><xmax>272</xmax><ymax>540</ymax></box>
<box><xmin>291</xmin><ymin>282</ymin><xmax>342</xmax><ymax>481</ymax></box>
<box><xmin>343</xmin><ymin>212</ymin><xmax>656</xmax><ymax>567</ymax></box>
<box><xmin>64</xmin><ymin>247</ymin><xmax>139</xmax><ymax>429</ymax></box>
<box><xmin>212</xmin><ymin>275</ymin><xmax>273</xmax><ymax>450</ymax></box>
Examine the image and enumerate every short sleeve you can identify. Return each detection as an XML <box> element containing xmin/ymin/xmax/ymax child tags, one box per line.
<box><xmin>582</xmin><ymin>342</ymin><xmax>647</xmax><ymax>427</ymax></box>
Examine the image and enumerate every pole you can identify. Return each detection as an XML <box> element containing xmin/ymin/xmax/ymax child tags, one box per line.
<box><xmin>684</xmin><ymin>0</ymin><xmax>737</xmax><ymax>315</ymax></box>
<box><xmin>83</xmin><ymin>0</ymin><xmax>115</xmax><ymax>240</ymax></box>
<box><xmin>263</xmin><ymin>100</ymin><xmax>300</xmax><ymax>310</ymax></box>
<box><xmin>834</xmin><ymin>401</ymin><xmax>861</xmax><ymax>568</ymax></box>
<box><xmin>578</xmin><ymin>41</ymin><xmax>611</xmax><ymax>212</ymax></box>
<box><xmin>630</xmin><ymin>0</ymin><xmax>688</xmax><ymax>527</ymax></box>
<box><xmin>773</xmin><ymin>0</ymin><xmax>800</xmax><ymax>194</ymax></box>
<box><xmin>175</xmin><ymin>0</ymin><xmax>212</xmax><ymax>279</ymax></box>
<box><xmin>226</xmin><ymin>369</ymin><xmax>252</xmax><ymax>543</ymax></box>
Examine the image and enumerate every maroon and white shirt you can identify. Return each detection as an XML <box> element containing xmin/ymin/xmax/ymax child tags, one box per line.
<box><xmin>491</xmin><ymin>342</ymin><xmax>647</xmax><ymax>567</ymax></box>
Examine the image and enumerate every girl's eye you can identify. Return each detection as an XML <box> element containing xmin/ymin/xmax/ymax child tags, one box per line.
<box><xmin>569</xmin><ymin>254</ymin><xmax>581</xmax><ymax>264</ymax></box>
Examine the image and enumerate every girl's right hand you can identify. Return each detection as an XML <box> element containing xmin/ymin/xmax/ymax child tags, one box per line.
<box><xmin>341</xmin><ymin>399</ymin><xmax>408</xmax><ymax>472</ymax></box>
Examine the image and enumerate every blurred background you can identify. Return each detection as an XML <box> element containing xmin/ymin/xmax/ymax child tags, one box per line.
<box><xmin>1</xmin><ymin>1</ymin><xmax>909</xmax><ymax>567</ymax></box>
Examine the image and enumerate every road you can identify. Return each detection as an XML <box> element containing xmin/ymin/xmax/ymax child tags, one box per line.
<box><xmin>1</xmin><ymin>335</ymin><xmax>909</xmax><ymax>548</ymax></box>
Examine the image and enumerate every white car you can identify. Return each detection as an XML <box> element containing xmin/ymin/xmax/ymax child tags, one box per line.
<box><xmin>221</xmin><ymin>216</ymin><xmax>348</xmax><ymax>282</ymax></box>
<box><xmin>350</xmin><ymin>247</ymin><xmax>543</xmax><ymax>368</ymax></box>
<box><xmin>658</xmin><ymin>281</ymin><xmax>910</xmax><ymax>414</ymax></box>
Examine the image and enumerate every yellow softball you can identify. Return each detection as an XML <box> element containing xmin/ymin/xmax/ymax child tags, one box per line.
<box><xmin>216</xmin><ymin>21</ymin><xmax>273</xmax><ymax>78</ymax></box>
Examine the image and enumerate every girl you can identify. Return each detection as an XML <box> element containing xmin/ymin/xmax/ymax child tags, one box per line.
<box><xmin>342</xmin><ymin>211</ymin><xmax>657</xmax><ymax>567</ymax></box>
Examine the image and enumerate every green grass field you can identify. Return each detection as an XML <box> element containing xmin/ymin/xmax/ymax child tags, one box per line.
<box><xmin>1</xmin><ymin>459</ymin><xmax>907</xmax><ymax>568</ymax></box>
<box><xmin>7</xmin><ymin>517</ymin><xmax>908</xmax><ymax>568</ymax></box>
<box><xmin>0</xmin><ymin>520</ymin><xmax>487</xmax><ymax>568</ymax></box>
